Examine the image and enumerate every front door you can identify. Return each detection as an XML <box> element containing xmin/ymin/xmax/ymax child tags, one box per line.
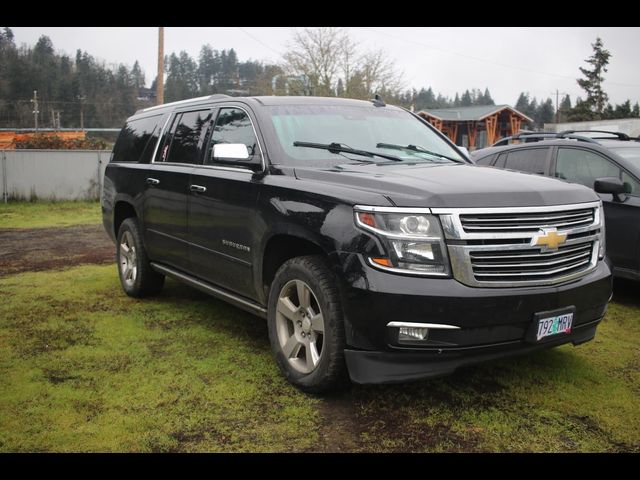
<box><xmin>553</xmin><ymin>146</ymin><xmax>640</xmax><ymax>272</ymax></box>
<box><xmin>188</xmin><ymin>106</ymin><xmax>263</xmax><ymax>299</ymax></box>
<box><xmin>142</xmin><ymin>108</ymin><xmax>213</xmax><ymax>271</ymax></box>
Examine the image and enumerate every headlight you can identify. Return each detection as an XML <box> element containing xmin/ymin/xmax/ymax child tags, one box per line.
<box><xmin>598</xmin><ymin>201</ymin><xmax>606</xmax><ymax>260</ymax></box>
<box><xmin>355</xmin><ymin>208</ymin><xmax>450</xmax><ymax>276</ymax></box>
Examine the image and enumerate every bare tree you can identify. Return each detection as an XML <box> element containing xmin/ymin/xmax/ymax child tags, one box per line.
<box><xmin>282</xmin><ymin>27</ymin><xmax>404</xmax><ymax>99</ymax></box>
<box><xmin>283</xmin><ymin>27</ymin><xmax>347</xmax><ymax>96</ymax></box>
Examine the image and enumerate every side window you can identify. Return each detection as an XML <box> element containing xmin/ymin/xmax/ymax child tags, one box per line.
<box><xmin>111</xmin><ymin>114</ymin><xmax>163</xmax><ymax>163</ymax></box>
<box><xmin>502</xmin><ymin>148</ymin><xmax>549</xmax><ymax>175</ymax></box>
<box><xmin>622</xmin><ymin>171</ymin><xmax>640</xmax><ymax>196</ymax></box>
<box><xmin>474</xmin><ymin>154</ymin><xmax>495</xmax><ymax>166</ymax></box>
<box><xmin>160</xmin><ymin>109</ymin><xmax>212</xmax><ymax>164</ymax></box>
<box><xmin>206</xmin><ymin>107</ymin><xmax>259</xmax><ymax>165</ymax></box>
<box><xmin>555</xmin><ymin>148</ymin><xmax>620</xmax><ymax>189</ymax></box>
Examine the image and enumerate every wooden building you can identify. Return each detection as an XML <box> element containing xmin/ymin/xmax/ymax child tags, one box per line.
<box><xmin>418</xmin><ymin>105</ymin><xmax>533</xmax><ymax>150</ymax></box>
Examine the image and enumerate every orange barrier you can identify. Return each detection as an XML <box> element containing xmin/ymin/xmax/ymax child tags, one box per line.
<box><xmin>0</xmin><ymin>131</ymin><xmax>86</xmax><ymax>149</ymax></box>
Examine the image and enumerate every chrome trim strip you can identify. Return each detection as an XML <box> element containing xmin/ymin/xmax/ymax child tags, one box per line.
<box><xmin>354</xmin><ymin>205</ymin><xmax>433</xmax><ymax>214</ymax></box>
<box><xmin>431</xmin><ymin>201</ymin><xmax>601</xmax><ymax>216</ymax></box>
<box><xmin>366</xmin><ymin>257</ymin><xmax>449</xmax><ymax>277</ymax></box>
<box><xmin>150</xmin><ymin>262</ymin><xmax>267</xmax><ymax>318</ymax></box>
<box><xmin>141</xmin><ymin>95</ymin><xmax>212</xmax><ymax>113</ymax></box>
<box><xmin>149</xmin><ymin>114</ymin><xmax>172</xmax><ymax>163</ymax></box>
<box><xmin>151</xmin><ymin>104</ymin><xmax>266</xmax><ymax>173</ymax></box>
<box><xmin>471</xmin><ymin>251</ymin><xmax>591</xmax><ymax>268</ymax></box>
<box><xmin>387</xmin><ymin>321</ymin><xmax>460</xmax><ymax>330</ymax></box>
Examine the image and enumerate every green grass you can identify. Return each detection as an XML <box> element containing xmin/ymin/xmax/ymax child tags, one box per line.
<box><xmin>0</xmin><ymin>264</ymin><xmax>638</xmax><ymax>452</ymax></box>
<box><xmin>0</xmin><ymin>201</ymin><xmax>101</xmax><ymax>229</ymax></box>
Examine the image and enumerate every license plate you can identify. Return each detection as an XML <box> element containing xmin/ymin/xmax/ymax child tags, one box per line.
<box><xmin>536</xmin><ymin>312</ymin><xmax>573</xmax><ymax>341</ymax></box>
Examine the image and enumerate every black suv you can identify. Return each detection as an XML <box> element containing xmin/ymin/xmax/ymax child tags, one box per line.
<box><xmin>102</xmin><ymin>96</ymin><xmax>612</xmax><ymax>392</ymax></box>
<box><xmin>472</xmin><ymin>131</ymin><xmax>640</xmax><ymax>280</ymax></box>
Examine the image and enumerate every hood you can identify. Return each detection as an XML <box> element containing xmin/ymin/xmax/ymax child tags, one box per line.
<box><xmin>292</xmin><ymin>163</ymin><xmax>598</xmax><ymax>208</ymax></box>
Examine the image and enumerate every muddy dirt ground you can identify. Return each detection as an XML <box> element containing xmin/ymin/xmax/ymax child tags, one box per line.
<box><xmin>0</xmin><ymin>225</ymin><xmax>114</xmax><ymax>277</ymax></box>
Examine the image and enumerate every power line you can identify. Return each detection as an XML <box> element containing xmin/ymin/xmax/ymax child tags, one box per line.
<box><xmin>361</xmin><ymin>28</ymin><xmax>640</xmax><ymax>89</ymax></box>
<box><xmin>237</xmin><ymin>27</ymin><xmax>283</xmax><ymax>58</ymax></box>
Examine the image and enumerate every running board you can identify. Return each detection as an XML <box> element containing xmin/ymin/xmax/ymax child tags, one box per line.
<box><xmin>150</xmin><ymin>263</ymin><xmax>267</xmax><ymax>319</ymax></box>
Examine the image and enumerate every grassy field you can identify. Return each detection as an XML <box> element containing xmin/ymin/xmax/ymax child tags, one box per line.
<box><xmin>1</xmin><ymin>263</ymin><xmax>638</xmax><ymax>452</ymax></box>
<box><xmin>0</xmin><ymin>201</ymin><xmax>101</xmax><ymax>229</ymax></box>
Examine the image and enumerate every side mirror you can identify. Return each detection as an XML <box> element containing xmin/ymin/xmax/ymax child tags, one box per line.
<box><xmin>594</xmin><ymin>177</ymin><xmax>628</xmax><ymax>202</ymax></box>
<box><xmin>212</xmin><ymin>143</ymin><xmax>250</xmax><ymax>160</ymax></box>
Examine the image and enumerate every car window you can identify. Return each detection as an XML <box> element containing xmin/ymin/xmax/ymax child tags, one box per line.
<box><xmin>474</xmin><ymin>153</ymin><xmax>495</xmax><ymax>166</ymax></box>
<box><xmin>555</xmin><ymin>148</ymin><xmax>620</xmax><ymax>189</ymax></box>
<box><xmin>622</xmin><ymin>171</ymin><xmax>640</xmax><ymax>196</ymax></box>
<box><xmin>206</xmin><ymin>108</ymin><xmax>259</xmax><ymax>166</ymax></box>
<box><xmin>502</xmin><ymin>148</ymin><xmax>548</xmax><ymax>174</ymax></box>
<box><xmin>112</xmin><ymin>114</ymin><xmax>163</xmax><ymax>163</ymax></box>
<box><xmin>159</xmin><ymin>109</ymin><xmax>212</xmax><ymax>164</ymax></box>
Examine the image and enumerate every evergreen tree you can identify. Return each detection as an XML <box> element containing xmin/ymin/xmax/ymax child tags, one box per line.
<box><xmin>481</xmin><ymin>88</ymin><xmax>494</xmax><ymax>106</ymax></box>
<box><xmin>460</xmin><ymin>90</ymin><xmax>472</xmax><ymax>107</ymax></box>
<box><xmin>576</xmin><ymin>37</ymin><xmax>611</xmax><ymax>118</ymax></box>
<box><xmin>536</xmin><ymin>99</ymin><xmax>555</xmax><ymax>126</ymax></box>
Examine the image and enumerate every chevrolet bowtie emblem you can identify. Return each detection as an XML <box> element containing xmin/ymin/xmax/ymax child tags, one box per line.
<box><xmin>531</xmin><ymin>228</ymin><xmax>567</xmax><ymax>251</ymax></box>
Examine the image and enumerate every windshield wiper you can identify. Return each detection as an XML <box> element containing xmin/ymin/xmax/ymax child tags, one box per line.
<box><xmin>376</xmin><ymin>142</ymin><xmax>462</xmax><ymax>163</ymax></box>
<box><xmin>293</xmin><ymin>141</ymin><xmax>402</xmax><ymax>162</ymax></box>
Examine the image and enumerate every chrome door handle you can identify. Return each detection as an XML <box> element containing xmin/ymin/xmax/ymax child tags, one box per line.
<box><xmin>190</xmin><ymin>184</ymin><xmax>207</xmax><ymax>193</ymax></box>
<box><xmin>146</xmin><ymin>177</ymin><xmax>160</xmax><ymax>186</ymax></box>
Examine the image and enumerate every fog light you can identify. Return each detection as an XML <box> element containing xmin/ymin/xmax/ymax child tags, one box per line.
<box><xmin>399</xmin><ymin>326</ymin><xmax>429</xmax><ymax>341</ymax></box>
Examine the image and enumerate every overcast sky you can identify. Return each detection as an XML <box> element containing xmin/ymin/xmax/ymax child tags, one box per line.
<box><xmin>10</xmin><ymin>27</ymin><xmax>640</xmax><ymax>106</ymax></box>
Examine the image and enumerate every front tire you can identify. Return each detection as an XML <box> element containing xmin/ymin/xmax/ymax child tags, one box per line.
<box><xmin>116</xmin><ymin>217</ymin><xmax>165</xmax><ymax>297</ymax></box>
<box><xmin>267</xmin><ymin>255</ymin><xmax>348</xmax><ymax>393</ymax></box>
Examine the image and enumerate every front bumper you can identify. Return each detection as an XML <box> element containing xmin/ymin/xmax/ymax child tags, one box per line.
<box><xmin>335</xmin><ymin>253</ymin><xmax>612</xmax><ymax>383</ymax></box>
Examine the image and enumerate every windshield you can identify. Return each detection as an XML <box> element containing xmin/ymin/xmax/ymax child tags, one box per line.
<box><xmin>267</xmin><ymin>105</ymin><xmax>465</xmax><ymax>167</ymax></box>
<box><xmin>609</xmin><ymin>146</ymin><xmax>640</xmax><ymax>167</ymax></box>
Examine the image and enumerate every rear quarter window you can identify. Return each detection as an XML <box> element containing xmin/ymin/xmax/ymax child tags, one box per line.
<box><xmin>474</xmin><ymin>153</ymin><xmax>496</xmax><ymax>166</ymax></box>
<box><xmin>111</xmin><ymin>114</ymin><xmax>164</xmax><ymax>163</ymax></box>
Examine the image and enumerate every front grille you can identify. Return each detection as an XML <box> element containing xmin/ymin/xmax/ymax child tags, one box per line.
<box><xmin>470</xmin><ymin>242</ymin><xmax>594</xmax><ymax>282</ymax></box>
<box><xmin>435</xmin><ymin>201</ymin><xmax>603</xmax><ymax>288</ymax></box>
<box><xmin>460</xmin><ymin>208</ymin><xmax>594</xmax><ymax>233</ymax></box>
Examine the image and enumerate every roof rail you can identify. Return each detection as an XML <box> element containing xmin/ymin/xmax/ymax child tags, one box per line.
<box><xmin>209</xmin><ymin>94</ymin><xmax>231</xmax><ymax>100</ymax></box>
<box><xmin>558</xmin><ymin>129</ymin><xmax>631</xmax><ymax>140</ymax></box>
<box><xmin>492</xmin><ymin>131</ymin><xmax>599</xmax><ymax>147</ymax></box>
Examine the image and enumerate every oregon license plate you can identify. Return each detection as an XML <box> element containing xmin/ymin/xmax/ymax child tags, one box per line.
<box><xmin>536</xmin><ymin>312</ymin><xmax>573</xmax><ymax>341</ymax></box>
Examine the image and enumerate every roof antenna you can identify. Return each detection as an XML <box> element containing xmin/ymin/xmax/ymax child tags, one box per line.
<box><xmin>371</xmin><ymin>94</ymin><xmax>386</xmax><ymax>107</ymax></box>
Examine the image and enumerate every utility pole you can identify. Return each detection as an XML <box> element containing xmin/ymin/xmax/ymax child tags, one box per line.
<box><xmin>552</xmin><ymin>89</ymin><xmax>569</xmax><ymax>123</ymax></box>
<box><xmin>30</xmin><ymin>90</ymin><xmax>39</xmax><ymax>131</ymax></box>
<box><xmin>156</xmin><ymin>27</ymin><xmax>164</xmax><ymax>105</ymax></box>
<box><xmin>77</xmin><ymin>95</ymin><xmax>86</xmax><ymax>130</ymax></box>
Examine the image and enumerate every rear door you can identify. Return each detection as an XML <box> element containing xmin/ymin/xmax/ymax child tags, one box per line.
<box><xmin>552</xmin><ymin>146</ymin><xmax>640</xmax><ymax>272</ymax></box>
<box><xmin>187</xmin><ymin>105</ymin><xmax>264</xmax><ymax>298</ymax></box>
<box><xmin>143</xmin><ymin>108</ymin><xmax>214</xmax><ymax>271</ymax></box>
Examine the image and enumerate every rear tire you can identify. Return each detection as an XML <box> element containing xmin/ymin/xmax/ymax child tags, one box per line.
<box><xmin>267</xmin><ymin>255</ymin><xmax>348</xmax><ymax>393</ymax></box>
<box><xmin>116</xmin><ymin>217</ymin><xmax>165</xmax><ymax>297</ymax></box>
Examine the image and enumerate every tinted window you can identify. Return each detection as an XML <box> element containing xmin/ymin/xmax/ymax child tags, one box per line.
<box><xmin>555</xmin><ymin>148</ymin><xmax>620</xmax><ymax>189</ymax></box>
<box><xmin>161</xmin><ymin>110</ymin><xmax>212</xmax><ymax>164</ymax></box>
<box><xmin>207</xmin><ymin>108</ymin><xmax>259</xmax><ymax>165</ymax></box>
<box><xmin>503</xmin><ymin>148</ymin><xmax>548</xmax><ymax>174</ymax></box>
<box><xmin>622</xmin><ymin>171</ymin><xmax>640</xmax><ymax>196</ymax></box>
<box><xmin>111</xmin><ymin>114</ymin><xmax>163</xmax><ymax>163</ymax></box>
<box><xmin>474</xmin><ymin>153</ymin><xmax>495</xmax><ymax>166</ymax></box>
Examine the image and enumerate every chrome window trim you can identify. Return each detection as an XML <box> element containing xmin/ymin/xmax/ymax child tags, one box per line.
<box><xmin>202</xmin><ymin>104</ymin><xmax>266</xmax><ymax>173</ymax></box>
<box><xmin>149</xmin><ymin>114</ymin><xmax>172</xmax><ymax>164</ymax></box>
<box><xmin>387</xmin><ymin>321</ymin><xmax>460</xmax><ymax>330</ymax></box>
<box><xmin>150</xmin><ymin>104</ymin><xmax>266</xmax><ymax>173</ymax></box>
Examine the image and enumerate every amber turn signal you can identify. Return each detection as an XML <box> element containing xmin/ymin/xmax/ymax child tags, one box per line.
<box><xmin>371</xmin><ymin>257</ymin><xmax>392</xmax><ymax>267</ymax></box>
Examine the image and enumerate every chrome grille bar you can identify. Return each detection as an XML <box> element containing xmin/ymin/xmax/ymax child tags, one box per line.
<box><xmin>434</xmin><ymin>201</ymin><xmax>602</xmax><ymax>287</ymax></box>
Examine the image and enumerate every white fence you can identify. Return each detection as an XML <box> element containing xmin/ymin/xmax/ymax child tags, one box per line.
<box><xmin>0</xmin><ymin>150</ymin><xmax>110</xmax><ymax>202</ymax></box>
